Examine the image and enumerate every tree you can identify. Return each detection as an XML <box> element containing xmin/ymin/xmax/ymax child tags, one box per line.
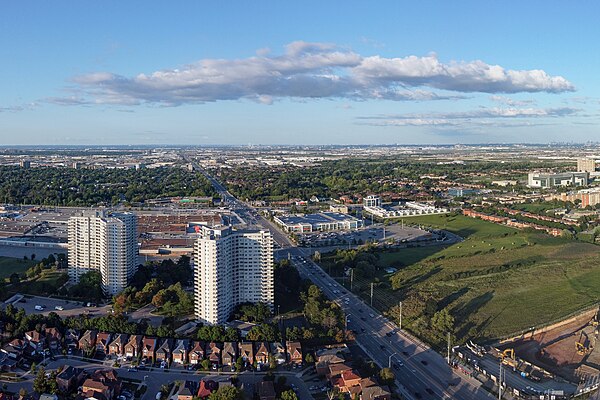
<box><xmin>33</xmin><ymin>367</ymin><xmax>49</xmax><ymax>393</ymax></box>
<box><xmin>208</xmin><ymin>386</ymin><xmax>244</xmax><ymax>400</ymax></box>
<box><xmin>281</xmin><ymin>390</ymin><xmax>299</xmax><ymax>400</ymax></box>
<box><xmin>379</xmin><ymin>367</ymin><xmax>395</xmax><ymax>385</ymax></box>
<box><xmin>431</xmin><ymin>308</ymin><xmax>455</xmax><ymax>336</ymax></box>
<box><xmin>9</xmin><ymin>273</ymin><xmax>20</xmax><ymax>284</ymax></box>
<box><xmin>201</xmin><ymin>359</ymin><xmax>211</xmax><ymax>371</ymax></box>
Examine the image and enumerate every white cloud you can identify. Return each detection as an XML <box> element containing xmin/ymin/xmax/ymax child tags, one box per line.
<box><xmin>54</xmin><ymin>41</ymin><xmax>574</xmax><ymax>106</ymax></box>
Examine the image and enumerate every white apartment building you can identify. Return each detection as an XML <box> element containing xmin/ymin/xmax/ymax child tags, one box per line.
<box><xmin>68</xmin><ymin>211</ymin><xmax>138</xmax><ymax>296</ymax></box>
<box><xmin>194</xmin><ymin>226</ymin><xmax>274</xmax><ymax>325</ymax></box>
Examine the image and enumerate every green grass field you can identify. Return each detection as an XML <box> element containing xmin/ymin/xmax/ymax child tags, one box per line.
<box><xmin>325</xmin><ymin>214</ymin><xmax>600</xmax><ymax>346</ymax></box>
<box><xmin>0</xmin><ymin>257</ymin><xmax>36</xmax><ymax>281</ymax></box>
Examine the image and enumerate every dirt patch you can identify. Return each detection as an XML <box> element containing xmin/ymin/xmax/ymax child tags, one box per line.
<box><xmin>500</xmin><ymin>309</ymin><xmax>600</xmax><ymax>382</ymax></box>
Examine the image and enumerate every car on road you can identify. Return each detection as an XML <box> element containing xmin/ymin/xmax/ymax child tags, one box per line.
<box><xmin>369</xmin><ymin>313</ymin><xmax>375</xmax><ymax>318</ymax></box>
<box><xmin>55</xmin><ymin>305</ymin><xmax>64</xmax><ymax>311</ymax></box>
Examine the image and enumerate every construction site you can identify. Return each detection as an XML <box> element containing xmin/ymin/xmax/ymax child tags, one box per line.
<box><xmin>499</xmin><ymin>307</ymin><xmax>600</xmax><ymax>385</ymax></box>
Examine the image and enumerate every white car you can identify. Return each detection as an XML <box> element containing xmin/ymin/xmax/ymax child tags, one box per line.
<box><xmin>55</xmin><ymin>305</ymin><xmax>64</xmax><ymax>311</ymax></box>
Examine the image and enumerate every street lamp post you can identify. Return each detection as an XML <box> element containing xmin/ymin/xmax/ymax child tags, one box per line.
<box><xmin>388</xmin><ymin>352</ymin><xmax>397</xmax><ymax>369</ymax></box>
<box><xmin>398</xmin><ymin>301</ymin><xmax>402</xmax><ymax>330</ymax></box>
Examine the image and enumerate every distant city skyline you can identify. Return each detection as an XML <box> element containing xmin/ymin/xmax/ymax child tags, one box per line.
<box><xmin>1</xmin><ymin>1</ymin><xmax>599</xmax><ymax>145</ymax></box>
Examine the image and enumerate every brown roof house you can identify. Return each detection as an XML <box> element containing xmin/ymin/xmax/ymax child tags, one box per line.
<box><xmin>286</xmin><ymin>341</ymin><xmax>303</xmax><ymax>365</ymax></box>
<box><xmin>44</xmin><ymin>327</ymin><xmax>62</xmax><ymax>350</ymax></box>
<box><xmin>206</xmin><ymin>342</ymin><xmax>222</xmax><ymax>368</ymax></box>
<box><xmin>361</xmin><ymin>385</ymin><xmax>392</xmax><ymax>400</ymax></box>
<box><xmin>189</xmin><ymin>341</ymin><xmax>205</xmax><ymax>365</ymax></box>
<box><xmin>239</xmin><ymin>342</ymin><xmax>254</xmax><ymax>366</ymax></box>
<box><xmin>24</xmin><ymin>330</ymin><xmax>45</xmax><ymax>352</ymax></box>
<box><xmin>142</xmin><ymin>337</ymin><xmax>159</xmax><ymax>362</ymax></box>
<box><xmin>95</xmin><ymin>332</ymin><xmax>112</xmax><ymax>356</ymax></box>
<box><xmin>108</xmin><ymin>334</ymin><xmax>128</xmax><ymax>357</ymax></box>
<box><xmin>255</xmin><ymin>342</ymin><xmax>270</xmax><ymax>367</ymax></box>
<box><xmin>172</xmin><ymin>339</ymin><xmax>190</xmax><ymax>365</ymax></box>
<box><xmin>124</xmin><ymin>335</ymin><xmax>142</xmax><ymax>358</ymax></box>
<box><xmin>222</xmin><ymin>342</ymin><xmax>238</xmax><ymax>367</ymax></box>
<box><xmin>79</xmin><ymin>330</ymin><xmax>98</xmax><ymax>354</ymax></box>
<box><xmin>56</xmin><ymin>365</ymin><xmax>85</xmax><ymax>393</ymax></box>
<box><xmin>156</xmin><ymin>339</ymin><xmax>174</xmax><ymax>366</ymax></box>
<box><xmin>270</xmin><ymin>342</ymin><xmax>286</xmax><ymax>365</ymax></box>
<box><xmin>82</xmin><ymin>369</ymin><xmax>122</xmax><ymax>400</ymax></box>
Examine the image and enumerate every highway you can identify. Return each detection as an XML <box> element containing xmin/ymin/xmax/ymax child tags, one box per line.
<box><xmin>289</xmin><ymin>248</ymin><xmax>496</xmax><ymax>400</ymax></box>
<box><xmin>187</xmin><ymin>157</ymin><xmax>496</xmax><ymax>399</ymax></box>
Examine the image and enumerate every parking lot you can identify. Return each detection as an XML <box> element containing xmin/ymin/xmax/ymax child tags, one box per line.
<box><xmin>5</xmin><ymin>294</ymin><xmax>111</xmax><ymax>317</ymax></box>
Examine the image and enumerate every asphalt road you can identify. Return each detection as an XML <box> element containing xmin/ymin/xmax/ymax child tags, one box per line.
<box><xmin>290</xmin><ymin>248</ymin><xmax>497</xmax><ymax>400</ymax></box>
<box><xmin>5</xmin><ymin>358</ymin><xmax>314</xmax><ymax>400</ymax></box>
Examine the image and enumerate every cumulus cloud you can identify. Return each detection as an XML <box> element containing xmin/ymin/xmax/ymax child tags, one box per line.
<box><xmin>53</xmin><ymin>41</ymin><xmax>574</xmax><ymax>106</ymax></box>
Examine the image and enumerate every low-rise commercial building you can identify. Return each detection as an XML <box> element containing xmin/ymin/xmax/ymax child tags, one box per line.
<box><xmin>527</xmin><ymin>172</ymin><xmax>589</xmax><ymax>188</ymax></box>
<box><xmin>363</xmin><ymin>202</ymin><xmax>448</xmax><ymax>219</ymax></box>
<box><xmin>274</xmin><ymin>212</ymin><xmax>362</xmax><ymax>233</ymax></box>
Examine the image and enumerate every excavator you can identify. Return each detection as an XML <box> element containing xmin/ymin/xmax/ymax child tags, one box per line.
<box><xmin>500</xmin><ymin>348</ymin><xmax>518</xmax><ymax>369</ymax></box>
<box><xmin>576</xmin><ymin>331</ymin><xmax>590</xmax><ymax>355</ymax></box>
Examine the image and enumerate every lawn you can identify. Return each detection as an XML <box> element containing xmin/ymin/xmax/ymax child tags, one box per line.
<box><xmin>0</xmin><ymin>256</ymin><xmax>36</xmax><ymax>281</ymax></box>
<box><xmin>323</xmin><ymin>214</ymin><xmax>600</xmax><ymax>346</ymax></box>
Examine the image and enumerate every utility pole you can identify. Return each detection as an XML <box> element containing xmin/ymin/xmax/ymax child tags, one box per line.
<box><xmin>398</xmin><ymin>301</ymin><xmax>402</xmax><ymax>330</ymax></box>
<box><xmin>447</xmin><ymin>332</ymin><xmax>451</xmax><ymax>364</ymax></box>
<box><xmin>370</xmin><ymin>282</ymin><xmax>374</xmax><ymax>307</ymax></box>
<box><xmin>498</xmin><ymin>361</ymin><xmax>503</xmax><ymax>400</ymax></box>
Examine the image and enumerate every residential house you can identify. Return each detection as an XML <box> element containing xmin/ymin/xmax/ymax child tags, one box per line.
<box><xmin>79</xmin><ymin>330</ymin><xmax>98</xmax><ymax>353</ymax></box>
<box><xmin>82</xmin><ymin>369</ymin><xmax>122</xmax><ymax>400</ymax></box>
<box><xmin>206</xmin><ymin>342</ymin><xmax>222</xmax><ymax>368</ymax></box>
<box><xmin>177</xmin><ymin>381</ymin><xmax>198</xmax><ymax>400</ymax></box>
<box><xmin>222</xmin><ymin>342</ymin><xmax>238</xmax><ymax>367</ymax></box>
<box><xmin>1</xmin><ymin>339</ymin><xmax>25</xmax><ymax>360</ymax></box>
<box><xmin>0</xmin><ymin>353</ymin><xmax>17</xmax><ymax>371</ymax></box>
<box><xmin>286</xmin><ymin>341</ymin><xmax>302</xmax><ymax>365</ymax></box>
<box><xmin>255</xmin><ymin>342</ymin><xmax>270</xmax><ymax>366</ymax></box>
<box><xmin>44</xmin><ymin>328</ymin><xmax>62</xmax><ymax>351</ymax></box>
<box><xmin>124</xmin><ymin>335</ymin><xmax>142</xmax><ymax>359</ymax></box>
<box><xmin>108</xmin><ymin>334</ymin><xmax>128</xmax><ymax>357</ymax></box>
<box><xmin>172</xmin><ymin>339</ymin><xmax>190</xmax><ymax>365</ymax></box>
<box><xmin>96</xmin><ymin>332</ymin><xmax>112</xmax><ymax>356</ymax></box>
<box><xmin>334</xmin><ymin>370</ymin><xmax>361</xmax><ymax>393</ymax></box>
<box><xmin>197</xmin><ymin>380</ymin><xmax>219</xmax><ymax>399</ymax></box>
<box><xmin>257</xmin><ymin>381</ymin><xmax>276</xmax><ymax>400</ymax></box>
<box><xmin>24</xmin><ymin>330</ymin><xmax>45</xmax><ymax>353</ymax></box>
<box><xmin>56</xmin><ymin>365</ymin><xmax>85</xmax><ymax>393</ymax></box>
<box><xmin>316</xmin><ymin>351</ymin><xmax>346</xmax><ymax>375</ymax></box>
<box><xmin>361</xmin><ymin>385</ymin><xmax>391</xmax><ymax>400</ymax></box>
<box><xmin>270</xmin><ymin>342</ymin><xmax>286</xmax><ymax>365</ymax></box>
<box><xmin>142</xmin><ymin>337</ymin><xmax>158</xmax><ymax>362</ymax></box>
<box><xmin>64</xmin><ymin>329</ymin><xmax>80</xmax><ymax>352</ymax></box>
<box><xmin>239</xmin><ymin>342</ymin><xmax>254</xmax><ymax>366</ymax></box>
<box><xmin>189</xmin><ymin>341</ymin><xmax>205</xmax><ymax>365</ymax></box>
<box><xmin>156</xmin><ymin>339</ymin><xmax>174</xmax><ymax>365</ymax></box>
<box><xmin>327</xmin><ymin>363</ymin><xmax>353</xmax><ymax>380</ymax></box>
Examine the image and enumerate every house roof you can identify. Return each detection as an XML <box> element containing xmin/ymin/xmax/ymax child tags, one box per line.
<box><xmin>362</xmin><ymin>385</ymin><xmax>391</xmax><ymax>399</ymax></box>
<box><xmin>342</xmin><ymin>369</ymin><xmax>361</xmax><ymax>382</ymax></box>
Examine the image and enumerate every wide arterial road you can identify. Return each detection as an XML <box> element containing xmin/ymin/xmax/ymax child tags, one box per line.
<box><xmin>187</xmin><ymin>156</ymin><xmax>496</xmax><ymax>400</ymax></box>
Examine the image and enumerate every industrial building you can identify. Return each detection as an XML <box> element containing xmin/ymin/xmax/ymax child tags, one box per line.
<box><xmin>68</xmin><ymin>211</ymin><xmax>138</xmax><ymax>296</ymax></box>
<box><xmin>194</xmin><ymin>226</ymin><xmax>273</xmax><ymax>325</ymax></box>
<box><xmin>274</xmin><ymin>212</ymin><xmax>362</xmax><ymax>233</ymax></box>
<box><xmin>527</xmin><ymin>172</ymin><xmax>589</xmax><ymax>188</ymax></box>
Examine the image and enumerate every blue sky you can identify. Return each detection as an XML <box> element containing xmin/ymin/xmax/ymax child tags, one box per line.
<box><xmin>1</xmin><ymin>1</ymin><xmax>599</xmax><ymax>145</ymax></box>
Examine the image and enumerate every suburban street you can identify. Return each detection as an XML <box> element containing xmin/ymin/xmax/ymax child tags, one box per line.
<box><xmin>5</xmin><ymin>358</ymin><xmax>313</xmax><ymax>400</ymax></box>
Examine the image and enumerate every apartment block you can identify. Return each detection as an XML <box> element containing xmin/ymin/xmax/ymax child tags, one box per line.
<box><xmin>68</xmin><ymin>211</ymin><xmax>138</xmax><ymax>296</ymax></box>
<box><xmin>194</xmin><ymin>226</ymin><xmax>274</xmax><ymax>325</ymax></box>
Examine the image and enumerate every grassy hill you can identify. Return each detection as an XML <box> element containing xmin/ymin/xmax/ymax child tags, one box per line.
<box><xmin>322</xmin><ymin>214</ymin><xmax>600</xmax><ymax>346</ymax></box>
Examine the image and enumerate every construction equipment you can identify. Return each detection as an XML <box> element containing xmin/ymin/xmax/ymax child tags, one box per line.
<box><xmin>501</xmin><ymin>348</ymin><xmax>515</xmax><ymax>360</ymax></box>
<box><xmin>592</xmin><ymin>307</ymin><xmax>600</xmax><ymax>327</ymax></box>
<box><xmin>576</xmin><ymin>342</ymin><xmax>587</xmax><ymax>355</ymax></box>
<box><xmin>500</xmin><ymin>348</ymin><xmax>518</xmax><ymax>369</ymax></box>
